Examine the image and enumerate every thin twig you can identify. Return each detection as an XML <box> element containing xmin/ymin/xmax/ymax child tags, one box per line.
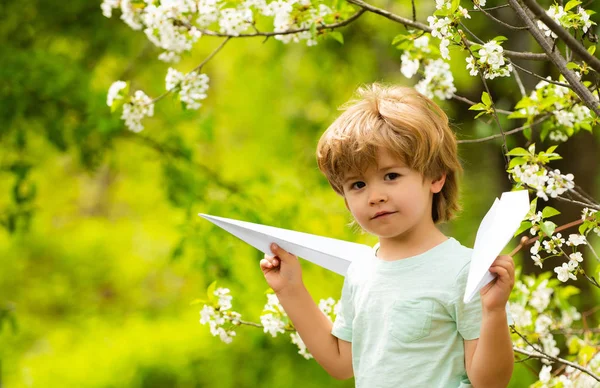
<box><xmin>474</xmin><ymin>3</ymin><xmax>529</xmax><ymax>30</ymax></box>
<box><xmin>451</xmin><ymin>94</ymin><xmax>513</xmax><ymax>115</ymax></box>
<box><xmin>344</xmin><ymin>0</ymin><xmax>548</xmax><ymax>61</ymax></box>
<box><xmin>511</xmin><ymin>61</ymin><xmax>572</xmax><ymax>88</ymax></box>
<box><xmin>512</xmin><ymin>327</ymin><xmax>600</xmax><ymax>381</ymax></box>
<box><xmin>459</xmin><ymin>32</ymin><xmax>510</xmax><ymax>173</ymax></box>
<box><xmin>151</xmin><ymin>37</ymin><xmax>231</xmax><ymax>104</ymax></box>
<box><xmin>198</xmin><ymin>9</ymin><xmax>366</xmax><ymax>37</ymax></box>
<box><xmin>458</xmin><ymin>115</ymin><xmax>547</xmax><ymax>144</ymax></box>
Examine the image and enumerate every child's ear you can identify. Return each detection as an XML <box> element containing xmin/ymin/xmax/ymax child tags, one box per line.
<box><xmin>431</xmin><ymin>173</ymin><xmax>446</xmax><ymax>194</ymax></box>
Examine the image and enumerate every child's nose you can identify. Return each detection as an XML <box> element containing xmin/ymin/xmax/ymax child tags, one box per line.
<box><xmin>369</xmin><ymin>190</ymin><xmax>388</xmax><ymax>205</ymax></box>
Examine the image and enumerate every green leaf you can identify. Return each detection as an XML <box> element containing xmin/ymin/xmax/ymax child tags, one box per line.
<box><xmin>481</xmin><ymin>91</ymin><xmax>491</xmax><ymax>106</ymax></box>
<box><xmin>515</xmin><ymin>221</ymin><xmax>532</xmax><ymax>236</ymax></box>
<box><xmin>588</xmin><ymin>45</ymin><xmax>596</xmax><ymax>55</ymax></box>
<box><xmin>392</xmin><ymin>34</ymin><xmax>408</xmax><ymax>46</ymax></box>
<box><xmin>530</xmin><ymin>197</ymin><xmax>538</xmax><ymax>213</ymax></box>
<box><xmin>523</xmin><ymin>126</ymin><xmax>532</xmax><ymax>140</ymax></box>
<box><xmin>190</xmin><ymin>298</ymin><xmax>208</xmax><ymax>305</ymax></box>
<box><xmin>566</xmin><ymin>61</ymin><xmax>580</xmax><ymax>70</ymax></box>
<box><xmin>474</xmin><ymin>111</ymin><xmax>487</xmax><ymax>119</ymax></box>
<box><xmin>540</xmin><ymin>221</ymin><xmax>557</xmax><ymax>237</ymax></box>
<box><xmin>546</xmin><ymin>145</ymin><xmax>558</xmax><ymax>154</ymax></box>
<box><xmin>493</xmin><ymin>36</ymin><xmax>508</xmax><ymax>42</ymax></box>
<box><xmin>451</xmin><ymin>0</ymin><xmax>460</xmax><ymax>13</ymax></box>
<box><xmin>508</xmin><ymin>156</ymin><xmax>527</xmax><ymax>169</ymax></box>
<box><xmin>506</xmin><ymin>147</ymin><xmax>529</xmax><ymax>156</ymax></box>
<box><xmin>330</xmin><ymin>31</ymin><xmax>344</xmax><ymax>44</ymax></box>
<box><xmin>469</xmin><ymin>103</ymin><xmax>486</xmax><ymax>111</ymax></box>
<box><xmin>565</xmin><ymin>0</ymin><xmax>581</xmax><ymax>12</ymax></box>
<box><xmin>542</xmin><ymin>206</ymin><xmax>561</xmax><ymax>218</ymax></box>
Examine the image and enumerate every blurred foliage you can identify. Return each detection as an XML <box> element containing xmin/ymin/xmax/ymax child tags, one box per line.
<box><xmin>0</xmin><ymin>0</ymin><xmax>599</xmax><ymax>387</ymax></box>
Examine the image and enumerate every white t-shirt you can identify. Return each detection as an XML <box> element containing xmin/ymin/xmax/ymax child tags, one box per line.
<box><xmin>331</xmin><ymin>237</ymin><xmax>513</xmax><ymax>388</ymax></box>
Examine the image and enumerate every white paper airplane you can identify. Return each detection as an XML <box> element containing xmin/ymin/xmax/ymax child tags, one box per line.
<box><xmin>198</xmin><ymin>214</ymin><xmax>373</xmax><ymax>276</ymax></box>
<box><xmin>199</xmin><ymin>190</ymin><xmax>530</xmax><ymax>291</ymax></box>
<box><xmin>463</xmin><ymin>190</ymin><xmax>530</xmax><ymax>303</ymax></box>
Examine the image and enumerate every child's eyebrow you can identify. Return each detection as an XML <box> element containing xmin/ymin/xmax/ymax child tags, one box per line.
<box><xmin>378</xmin><ymin>165</ymin><xmax>406</xmax><ymax>171</ymax></box>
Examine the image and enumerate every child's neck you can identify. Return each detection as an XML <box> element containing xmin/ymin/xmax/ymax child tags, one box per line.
<box><xmin>376</xmin><ymin>224</ymin><xmax>448</xmax><ymax>262</ymax></box>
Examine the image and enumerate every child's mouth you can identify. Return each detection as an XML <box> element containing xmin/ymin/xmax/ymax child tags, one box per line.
<box><xmin>372</xmin><ymin>211</ymin><xmax>397</xmax><ymax>219</ymax></box>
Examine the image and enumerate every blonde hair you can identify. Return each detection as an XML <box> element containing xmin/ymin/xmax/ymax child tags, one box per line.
<box><xmin>316</xmin><ymin>83</ymin><xmax>462</xmax><ymax>224</ymax></box>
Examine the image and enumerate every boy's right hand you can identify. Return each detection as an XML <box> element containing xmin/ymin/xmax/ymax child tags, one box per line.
<box><xmin>260</xmin><ymin>243</ymin><xmax>303</xmax><ymax>294</ymax></box>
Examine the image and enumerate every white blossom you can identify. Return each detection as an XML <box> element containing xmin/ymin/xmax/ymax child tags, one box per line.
<box><xmin>537</xmin><ymin>5</ymin><xmax>567</xmax><ymax>38</ymax></box>
<box><xmin>120</xmin><ymin>0</ymin><xmax>144</xmax><ymax>30</ymax></box>
<box><xmin>219</xmin><ymin>8</ymin><xmax>253</xmax><ymax>36</ymax></box>
<box><xmin>560</xmin><ymin>306</ymin><xmax>581</xmax><ymax>327</ymax></box>
<box><xmin>121</xmin><ymin>90</ymin><xmax>154</xmax><ymax>132</ymax></box>
<box><xmin>579</xmin><ymin>7</ymin><xmax>593</xmax><ymax>32</ymax></box>
<box><xmin>474</xmin><ymin>40</ymin><xmax>513</xmax><ymax>79</ymax></box>
<box><xmin>466</xmin><ymin>55</ymin><xmax>478</xmax><ymax>76</ymax></box>
<box><xmin>107</xmin><ymin>80</ymin><xmax>127</xmax><ymax>107</ymax></box>
<box><xmin>511</xmin><ymin>163</ymin><xmax>575</xmax><ymax>202</ymax></box>
<box><xmin>567</xmin><ymin>234</ymin><xmax>586</xmax><ymax>247</ymax></box>
<box><xmin>415</xmin><ymin>59</ymin><xmax>456</xmax><ymax>100</ymax></box>
<box><xmin>400</xmin><ymin>52</ymin><xmax>420</xmax><ymax>78</ymax></box>
<box><xmin>582</xmin><ymin>207</ymin><xmax>598</xmax><ymax>221</ymax></box>
<box><xmin>530</xmin><ymin>280</ymin><xmax>553</xmax><ymax>313</ymax></box>
<box><xmin>413</xmin><ymin>35</ymin><xmax>430</xmax><ymax>51</ymax></box>
<box><xmin>214</xmin><ymin>287</ymin><xmax>233</xmax><ymax>310</ymax></box>
<box><xmin>539</xmin><ymin>365</ymin><xmax>552</xmax><ymax>383</ymax></box>
<box><xmin>427</xmin><ymin>16</ymin><xmax>453</xmax><ymax>40</ymax></box>
<box><xmin>439</xmin><ymin>38</ymin><xmax>450</xmax><ymax>60</ymax></box>
<box><xmin>535</xmin><ymin>314</ymin><xmax>553</xmax><ymax>334</ymax></box>
<box><xmin>549</xmin><ymin>130</ymin><xmax>568</xmax><ymax>142</ymax></box>
<box><xmin>318</xmin><ymin>297</ymin><xmax>337</xmax><ymax>317</ymax></box>
<box><xmin>290</xmin><ymin>332</ymin><xmax>313</xmax><ymax>359</ymax></box>
<box><xmin>197</xmin><ymin>0</ymin><xmax>220</xmax><ymax>27</ymax></box>
<box><xmin>260</xmin><ymin>313</ymin><xmax>286</xmax><ymax>337</ymax></box>
<box><xmin>554</xmin><ymin>262</ymin><xmax>577</xmax><ymax>282</ymax></box>
<box><xmin>510</xmin><ymin>303</ymin><xmax>532</xmax><ymax>327</ymax></box>
<box><xmin>101</xmin><ymin>0</ymin><xmax>120</xmax><ymax>18</ymax></box>
<box><xmin>568</xmin><ymin>252</ymin><xmax>583</xmax><ymax>271</ymax></box>
<box><xmin>166</xmin><ymin>68</ymin><xmax>210</xmax><ymax>110</ymax></box>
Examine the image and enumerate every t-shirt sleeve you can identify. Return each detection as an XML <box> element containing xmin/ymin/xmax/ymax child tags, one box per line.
<box><xmin>453</xmin><ymin>262</ymin><xmax>515</xmax><ymax>340</ymax></box>
<box><xmin>331</xmin><ymin>273</ymin><xmax>354</xmax><ymax>342</ymax></box>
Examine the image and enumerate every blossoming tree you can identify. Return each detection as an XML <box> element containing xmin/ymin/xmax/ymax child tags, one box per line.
<box><xmin>103</xmin><ymin>0</ymin><xmax>600</xmax><ymax>386</ymax></box>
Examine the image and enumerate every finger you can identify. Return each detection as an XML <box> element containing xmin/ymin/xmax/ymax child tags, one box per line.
<box><xmin>492</xmin><ymin>257</ymin><xmax>515</xmax><ymax>272</ymax></box>
<box><xmin>489</xmin><ymin>266</ymin><xmax>510</xmax><ymax>282</ymax></box>
<box><xmin>270</xmin><ymin>243</ymin><xmax>296</xmax><ymax>260</ymax></box>
<box><xmin>495</xmin><ymin>255</ymin><xmax>515</xmax><ymax>268</ymax></box>
<box><xmin>260</xmin><ymin>259</ymin><xmax>273</xmax><ymax>270</ymax></box>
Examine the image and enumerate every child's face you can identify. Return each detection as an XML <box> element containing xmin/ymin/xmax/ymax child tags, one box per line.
<box><xmin>341</xmin><ymin>148</ymin><xmax>445</xmax><ymax>240</ymax></box>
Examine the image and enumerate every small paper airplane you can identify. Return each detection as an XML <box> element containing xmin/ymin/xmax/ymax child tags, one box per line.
<box><xmin>198</xmin><ymin>214</ymin><xmax>373</xmax><ymax>276</ymax></box>
<box><xmin>463</xmin><ymin>190</ymin><xmax>530</xmax><ymax>303</ymax></box>
<box><xmin>199</xmin><ymin>190</ymin><xmax>530</xmax><ymax>294</ymax></box>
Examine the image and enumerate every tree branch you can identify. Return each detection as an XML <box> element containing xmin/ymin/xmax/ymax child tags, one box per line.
<box><xmin>520</xmin><ymin>0</ymin><xmax>600</xmax><ymax>74</ymax></box>
<box><xmin>344</xmin><ymin>0</ymin><xmax>549</xmax><ymax>61</ymax></box>
<box><xmin>508</xmin><ymin>0</ymin><xmax>600</xmax><ymax>116</ymax></box>
<box><xmin>198</xmin><ymin>9</ymin><xmax>366</xmax><ymax>37</ymax></box>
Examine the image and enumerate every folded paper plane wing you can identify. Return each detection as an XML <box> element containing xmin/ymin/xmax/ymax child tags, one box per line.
<box><xmin>463</xmin><ymin>190</ymin><xmax>530</xmax><ymax>303</ymax></box>
<box><xmin>199</xmin><ymin>214</ymin><xmax>373</xmax><ymax>277</ymax></box>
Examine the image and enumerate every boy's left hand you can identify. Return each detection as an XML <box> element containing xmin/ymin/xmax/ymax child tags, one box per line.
<box><xmin>479</xmin><ymin>255</ymin><xmax>515</xmax><ymax>312</ymax></box>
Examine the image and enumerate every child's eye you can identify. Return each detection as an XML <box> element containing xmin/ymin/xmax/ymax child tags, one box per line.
<box><xmin>385</xmin><ymin>172</ymin><xmax>401</xmax><ymax>180</ymax></box>
<box><xmin>351</xmin><ymin>181</ymin><xmax>366</xmax><ymax>190</ymax></box>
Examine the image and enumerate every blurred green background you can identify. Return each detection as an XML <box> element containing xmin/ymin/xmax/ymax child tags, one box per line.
<box><xmin>1</xmin><ymin>0</ymin><xmax>599</xmax><ymax>387</ymax></box>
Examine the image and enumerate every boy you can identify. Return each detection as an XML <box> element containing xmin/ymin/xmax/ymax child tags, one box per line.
<box><xmin>260</xmin><ymin>84</ymin><xmax>515</xmax><ymax>387</ymax></box>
